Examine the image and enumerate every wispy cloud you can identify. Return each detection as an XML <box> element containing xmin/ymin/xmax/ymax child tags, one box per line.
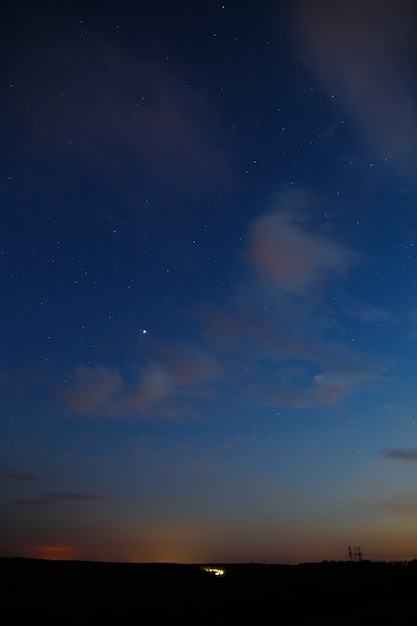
<box><xmin>266</xmin><ymin>371</ymin><xmax>372</xmax><ymax>409</ymax></box>
<box><xmin>340</xmin><ymin>295</ymin><xmax>395</xmax><ymax>324</ymax></box>
<box><xmin>5</xmin><ymin>471</ymin><xmax>38</xmax><ymax>482</ymax></box>
<box><xmin>380</xmin><ymin>448</ymin><xmax>417</xmax><ymax>463</ymax></box>
<box><xmin>371</xmin><ymin>491</ymin><xmax>417</xmax><ymax>515</ymax></box>
<box><xmin>294</xmin><ymin>0</ymin><xmax>417</xmax><ymax>177</ymax></box>
<box><xmin>46</xmin><ymin>492</ymin><xmax>101</xmax><ymax>501</ymax></box>
<box><xmin>60</xmin><ymin>365</ymin><xmax>123</xmax><ymax>416</ymax></box>
<box><xmin>10</xmin><ymin>491</ymin><xmax>102</xmax><ymax>506</ymax></box>
<box><xmin>10</xmin><ymin>499</ymin><xmax>51</xmax><ymax>506</ymax></box>
<box><xmin>60</xmin><ymin>347</ymin><xmax>221</xmax><ymax>420</ymax></box>
<box><xmin>4</xmin><ymin>25</ymin><xmax>229</xmax><ymax>202</ymax></box>
<box><xmin>60</xmin><ymin>193</ymin><xmax>380</xmax><ymax>418</ymax></box>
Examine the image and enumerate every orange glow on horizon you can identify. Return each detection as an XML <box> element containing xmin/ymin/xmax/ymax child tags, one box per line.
<box><xmin>26</xmin><ymin>545</ymin><xmax>79</xmax><ymax>560</ymax></box>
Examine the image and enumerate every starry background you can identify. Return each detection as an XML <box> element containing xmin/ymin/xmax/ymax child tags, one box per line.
<box><xmin>2</xmin><ymin>0</ymin><xmax>417</xmax><ymax>564</ymax></box>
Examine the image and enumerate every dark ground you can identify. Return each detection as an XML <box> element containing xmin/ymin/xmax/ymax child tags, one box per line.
<box><xmin>2</xmin><ymin>557</ymin><xmax>417</xmax><ymax>624</ymax></box>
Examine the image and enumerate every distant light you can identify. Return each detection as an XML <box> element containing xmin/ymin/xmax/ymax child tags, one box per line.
<box><xmin>202</xmin><ymin>566</ymin><xmax>226</xmax><ymax>576</ymax></box>
<box><xmin>142</xmin><ymin>329</ymin><xmax>147</xmax><ymax>334</ymax></box>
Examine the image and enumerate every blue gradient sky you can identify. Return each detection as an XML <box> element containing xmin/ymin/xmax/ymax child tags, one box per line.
<box><xmin>2</xmin><ymin>0</ymin><xmax>417</xmax><ymax>563</ymax></box>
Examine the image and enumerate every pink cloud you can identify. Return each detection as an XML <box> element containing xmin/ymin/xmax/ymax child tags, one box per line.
<box><xmin>154</xmin><ymin>344</ymin><xmax>221</xmax><ymax>386</ymax></box>
<box><xmin>249</xmin><ymin>212</ymin><xmax>351</xmax><ymax>294</ymax></box>
<box><xmin>294</xmin><ymin>0</ymin><xmax>417</xmax><ymax>175</ymax></box>
<box><xmin>60</xmin><ymin>347</ymin><xmax>221</xmax><ymax>419</ymax></box>
<box><xmin>5</xmin><ymin>28</ymin><xmax>229</xmax><ymax>194</ymax></box>
<box><xmin>60</xmin><ymin>363</ymin><xmax>173</xmax><ymax>418</ymax></box>
<box><xmin>60</xmin><ymin>365</ymin><xmax>123</xmax><ymax>416</ymax></box>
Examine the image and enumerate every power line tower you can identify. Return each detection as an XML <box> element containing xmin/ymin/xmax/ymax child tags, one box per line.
<box><xmin>348</xmin><ymin>545</ymin><xmax>363</xmax><ymax>562</ymax></box>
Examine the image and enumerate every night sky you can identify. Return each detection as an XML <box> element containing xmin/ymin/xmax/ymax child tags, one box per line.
<box><xmin>2</xmin><ymin>0</ymin><xmax>417</xmax><ymax>564</ymax></box>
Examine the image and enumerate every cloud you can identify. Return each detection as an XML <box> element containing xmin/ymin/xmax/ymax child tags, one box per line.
<box><xmin>46</xmin><ymin>492</ymin><xmax>101</xmax><ymax>502</ymax></box>
<box><xmin>10</xmin><ymin>499</ymin><xmax>51</xmax><ymax>506</ymax></box>
<box><xmin>5</xmin><ymin>471</ymin><xmax>38</xmax><ymax>482</ymax></box>
<box><xmin>267</xmin><ymin>371</ymin><xmax>372</xmax><ymax>408</ymax></box>
<box><xmin>60</xmin><ymin>365</ymin><xmax>123</xmax><ymax>415</ymax></box>
<box><xmin>340</xmin><ymin>296</ymin><xmax>395</xmax><ymax>324</ymax></box>
<box><xmin>3</xmin><ymin>24</ymin><xmax>229</xmax><ymax>202</ymax></box>
<box><xmin>203</xmin><ymin>303</ymin><xmax>375</xmax><ymax>412</ymax></box>
<box><xmin>294</xmin><ymin>0</ymin><xmax>417</xmax><ymax>176</ymax></box>
<box><xmin>60</xmin><ymin>196</ymin><xmax>378</xmax><ymax>418</ymax></box>
<box><xmin>61</xmin><ymin>349</ymin><xmax>221</xmax><ymax>419</ymax></box>
<box><xmin>371</xmin><ymin>491</ymin><xmax>417</xmax><ymax>515</ymax></box>
<box><xmin>204</xmin><ymin>199</ymin><xmax>376</xmax><ymax>407</ymax></box>
<box><xmin>127</xmin><ymin>364</ymin><xmax>175</xmax><ymax>412</ymax></box>
<box><xmin>380</xmin><ymin>448</ymin><xmax>417</xmax><ymax>463</ymax></box>
<box><xmin>205</xmin><ymin>302</ymin><xmax>367</xmax><ymax>376</ymax></box>
<box><xmin>158</xmin><ymin>345</ymin><xmax>220</xmax><ymax>386</ymax></box>
<box><xmin>249</xmin><ymin>211</ymin><xmax>352</xmax><ymax>294</ymax></box>
<box><xmin>10</xmin><ymin>492</ymin><xmax>101</xmax><ymax>506</ymax></box>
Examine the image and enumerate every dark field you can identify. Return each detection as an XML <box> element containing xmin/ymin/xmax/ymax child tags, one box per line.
<box><xmin>2</xmin><ymin>558</ymin><xmax>417</xmax><ymax>624</ymax></box>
